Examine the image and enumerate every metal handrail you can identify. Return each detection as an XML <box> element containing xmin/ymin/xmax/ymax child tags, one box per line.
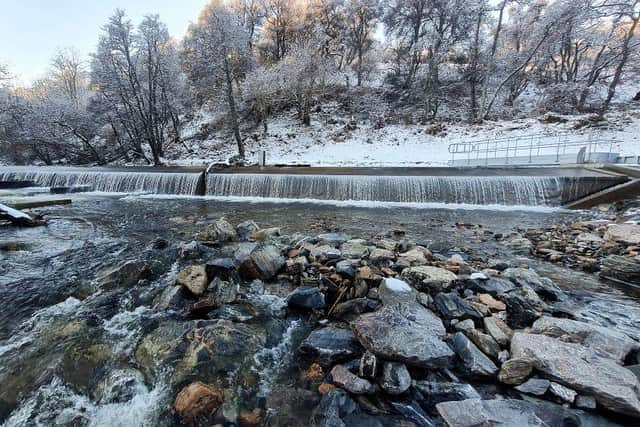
<box><xmin>448</xmin><ymin>131</ymin><xmax>619</xmax><ymax>166</ymax></box>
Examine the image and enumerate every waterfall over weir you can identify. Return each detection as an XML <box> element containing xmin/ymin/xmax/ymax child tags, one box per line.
<box><xmin>0</xmin><ymin>166</ymin><xmax>204</xmax><ymax>195</ymax></box>
<box><xmin>206</xmin><ymin>173</ymin><xmax>565</xmax><ymax>206</ymax></box>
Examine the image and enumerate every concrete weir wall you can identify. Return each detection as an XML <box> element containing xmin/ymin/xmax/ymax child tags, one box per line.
<box><xmin>0</xmin><ymin>165</ymin><xmax>628</xmax><ymax>207</ymax></box>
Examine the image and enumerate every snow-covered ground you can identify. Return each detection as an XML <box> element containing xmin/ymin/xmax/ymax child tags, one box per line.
<box><xmin>167</xmin><ymin>109</ymin><xmax>640</xmax><ymax>167</ymax></box>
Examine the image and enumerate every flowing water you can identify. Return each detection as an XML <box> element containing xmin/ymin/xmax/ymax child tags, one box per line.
<box><xmin>1</xmin><ymin>191</ymin><xmax>639</xmax><ymax>426</ymax></box>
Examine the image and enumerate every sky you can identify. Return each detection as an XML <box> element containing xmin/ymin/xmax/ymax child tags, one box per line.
<box><xmin>0</xmin><ymin>0</ymin><xmax>207</xmax><ymax>85</ymax></box>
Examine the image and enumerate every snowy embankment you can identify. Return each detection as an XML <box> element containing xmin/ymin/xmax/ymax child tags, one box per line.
<box><xmin>167</xmin><ymin>110</ymin><xmax>640</xmax><ymax>168</ymax></box>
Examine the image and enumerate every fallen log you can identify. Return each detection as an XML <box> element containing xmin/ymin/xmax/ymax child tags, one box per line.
<box><xmin>0</xmin><ymin>203</ymin><xmax>46</xmax><ymax>226</ymax></box>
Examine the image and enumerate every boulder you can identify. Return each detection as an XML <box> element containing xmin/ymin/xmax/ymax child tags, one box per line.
<box><xmin>197</xmin><ymin>218</ymin><xmax>237</xmax><ymax>242</ymax></box>
<box><xmin>287</xmin><ymin>286</ymin><xmax>325</xmax><ymax>310</ymax></box>
<box><xmin>299</xmin><ymin>327</ymin><xmax>363</xmax><ymax>367</ymax></box>
<box><xmin>238</xmin><ymin>245</ymin><xmax>285</xmax><ymax>280</ymax></box>
<box><xmin>173</xmin><ymin>381</ymin><xmax>224</xmax><ymax>422</ymax></box>
<box><xmin>436</xmin><ymin>398</ymin><xmax>547</xmax><ymax>427</ymax></box>
<box><xmin>515</xmin><ymin>378</ymin><xmax>550</xmax><ymax>396</ymax></box>
<box><xmin>501</xmin><ymin>268</ymin><xmax>566</xmax><ymax>301</ymax></box>
<box><xmin>413</xmin><ymin>381</ymin><xmax>481</xmax><ymax>411</ymax></box>
<box><xmin>351</xmin><ymin>305</ymin><xmax>452</xmax><ymax>369</ymax></box>
<box><xmin>176</xmin><ymin>265</ymin><xmax>208</xmax><ymax>295</ymax></box>
<box><xmin>379</xmin><ymin>362</ymin><xmax>411</xmax><ymax>395</ymax></box>
<box><xmin>330</xmin><ymin>365</ymin><xmax>375</xmax><ymax>394</ymax></box>
<box><xmin>499</xmin><ymin>286</ymin><xmax>546</xmax><ymax>329</ymax></box>
<box><xmin>498</xmin><ymin>357</ymin><xmax>533</xmax><ymax>385</ymax></box>
<box><xmin>600</xmin><ymin>255</ymin><xmax>640</xmax><ymax>284</ymax></box>
<box><xmin>401</xmin><ymin>266</ymin><xmax>457</xmax><ymax>293</ymax></box>
<box><xmin>511</xmin><ymin>332</ymin><xmax>640</xmax><ymax>417</ymax></box>
<box><xmin>447</xmin><ymin>332</ymin><xmax>498</xmax><ymax>378</ymax></box>
<box><xmin>530</xmin><ymin>316</ymin><xmax>638</xmax><ymax>364</ymax></box>
<box><xmin>378</xmin><ymin>278</ymin><xmax>416</xmax><ymax>305</ymax></box>
<box><xmin>434</xmin><ymin>292</ymin><xmax>483</xmax><ymax>321</ymax></box>
<box><xmin>605</xmin><ymin>224</ymin><xmax>640</xmax><ymax>245</ymax></box>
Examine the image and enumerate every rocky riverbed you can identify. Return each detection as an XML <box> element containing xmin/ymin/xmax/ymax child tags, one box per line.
<box><xmin>1</xmin><ymin>196</ymin><xmax>640</xmax><ymax>426</ymax></box>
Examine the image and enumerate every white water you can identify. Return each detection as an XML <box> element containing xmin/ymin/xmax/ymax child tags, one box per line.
<box><xmin>206</xmin><ymin>173</ymin><xmax>562</xmax><ymax>206</ymax></box>
<box><xmin>0</xmin><ymin>166</ymin><xmax>203</xmax><ymax>195</ymax></box>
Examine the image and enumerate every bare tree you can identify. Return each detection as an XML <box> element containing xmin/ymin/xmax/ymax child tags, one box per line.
<box><xmin>344</xmin><ymin>0</ymin><xmax>381</xmax><ymax>86</ymax></box>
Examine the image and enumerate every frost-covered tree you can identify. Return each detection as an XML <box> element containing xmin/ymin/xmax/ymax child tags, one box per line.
<box><xmin>344</xmin><ymin>0</ymin><xmax>381</xmax><ymax>86</ymax></box>
<box><xmin>183</xmin><ymin>1</ymin><xmax>252</xmax><ymax>158</ymax></box>
<box><xmin>91</xmin><ymin>10</ymin><xmax>184</xmax><ymax>165</ymax></box>
<box><xmin>50</xmin><ymin>48</ymin><xmax>87</xmax><ymax>105</ymax></box>
<box><xmin>259</xmin><ymin>0</ymin><xmax>308</xmax><ymax>62</ymax></box>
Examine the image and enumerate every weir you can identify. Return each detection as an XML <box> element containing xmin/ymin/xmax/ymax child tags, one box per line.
<box><xmin>0</xmin><ymin>165</ymin><xmax>628</xmax><ymax>207</ymax></box>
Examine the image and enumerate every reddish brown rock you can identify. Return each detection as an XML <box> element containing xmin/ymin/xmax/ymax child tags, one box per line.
<box><xmin>173</xmin><ymin>381</ymin><xmax>223</xmax><ymax>422</ymax></box>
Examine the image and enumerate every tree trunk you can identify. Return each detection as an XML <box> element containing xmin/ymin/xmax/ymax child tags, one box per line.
<box><xmin>223</xmin><ymin>57</ymin><xmax>244</xmax><ymax>158</ymax></box>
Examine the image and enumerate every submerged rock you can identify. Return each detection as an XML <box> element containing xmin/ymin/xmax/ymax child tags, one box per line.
<box><xmin>299</xmin><ymin>326</ymin><xmax>363</xmax><ymax>367</ymax></box>
<box><xmin>351</xmin><ymin>305</ymin><xmax>452</xmax><ymax>369</ymax></box>
<box><xmin>95</xmin><ymin>259</ymin><xmax>158</xmax><ymax>290</ymax></box>
<box><xmin>447</xmin><ymin>332</ymin><xmax>498</xmax><ymax>378</ymax></box>
<box><xmin>511</xmin><ymin>332</ymin><xmax>640</xmax><ymax>417</ymax></box>
<box><xmin>173</xmin><ymin>381</ymin><xmax>224</xmax><ymax>423</ymax></box>
<box><xmin>530</xmin><ymin>316</ymin><xmax>638</xmax><ymax>364</ymax></box>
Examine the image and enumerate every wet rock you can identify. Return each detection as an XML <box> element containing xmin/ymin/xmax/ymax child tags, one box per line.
<box><xmin>95</xmin><ymin>259</ymin><xmax>157</xmax><ymax>290</ymax></box>
<box><xmin>413</xmin><ymin>381</ymin><xmax>481</xmax><ymax>410</ymax></box>
<box><xmin>447</xmin><ymin>332</ymin><xmax>498</xmax><ymax>378</ymax></box>
<box><xmin>436</xmin><ymin>398</ymin><xmax>547</xmax><ymax>427</ymax></box>
<box><xmin>483</xmin><ymin>316</ymin><xmax>511</xmax><ymax>347</ymax></box>
<box><xmin>238</xmin><ymin>244</ymin><xmax>285</xmax><ymax>280</ymax></box>
<box><xmin>176</xmin><ymin>264</ymin><xmax>208</xmax><ymax>296</ymax></box>
<box><xmin>465</xmin><ymin>329</ymin><xmax>500</xmax><ymax>359</ymax></box>
<box><xmin>299</xmin><ymin>326</ymin><xmax>363</xmax><ymax>367</ymax></box>
<box><xmin>93</xmin><ymin>368</ymin><xmax>147</xmax><ymax>404</ymax></box>
<box><xmin>238</xmin><ymin>409</ymin><xmax>263</xmax><ymax>426</ymax></box>
<box><xmin>287</xmin><ymin>286</ymin><xmax>325</xmax><ymax>311</ymax></box>
<box><xmin>134</xmin><ymin>320</ymin><xmax>192</xmax><ymax>380</ymax></box>
<box><xmin>549</xmin><ymin>382</ymin><xmax>577</xmax><ymax>403</ymax></box>
<box><xmin>236</xmin><ymin>220</ymin><xmax>259</xmax><ymax>240</ymax></box>
<box><xmin>530</xmin><ymin>316</ymin><xmax>638</xmax><ymax>364</ymax></box>
<box><xmin>434</xmin><ymin>292</ymin><xmax>483</xmax><ymax>321</ymax></box>
<box><xmin>331</xmin><ymin>298</ymin><xmax>379</xmax><ymax>319</ymax></box>
<box><xmin>62</xmin><ymin>342</ymin><xmax>112</xmax><ymax>392</ymax></box>
<box><xmin>501</xmin><ymin>268</ymin><xmax>566</xmax><ymax>301</ymax></box>
<box><xmin>605</xmin><ymin>223</ymin><xmax>640</xmax><ymax>245</ymax></box>
<box><xmin>401</xmin><ymin>266</ymin><xmax>457</xmax><ymax>293</ymax></box>
<box><xmin>511</xmin><ymin>332</ymin><xmax>640</xmax><ymax>417</ymax></box>
<box><xmin>465</xmin><ymin>277</ymin><xmax>515</xmax><ymax>296</ymax></box>
<box><xmin>378</xmin><ymin>278</ymin><xmax>416</xmax><ymax>305</ymax></box>
<box><xmin>498</xmin><ymin>357</ymin><xmax>533</xmax><ymax>385</ymax></box>
<box><xmin>600</xmin><ymin>255</ymin><xmax>640</xmax><ymax>284</ymax></box>
<box><xmin>499</xmin><ymin>286</ymin><xmax>546</xmax><ymax>329</ymax></box>
<box><xmin>173</xmin><ymin>381</ymin><xmax>224</xmax><ymax>423</ymax></box>
<box><xmin>335</xmin><ymin>260</ymin><xmax>355</xmax><ymax>278</ymax></box>
<box><xmin>351</xmin><ymin>305</ymin><xmax>452</xmax><ymax>369</ymax></box>
<box><xmin>515</xmin><ymin>378</ymin><xmax>550</xmax><ymax>396</ymax></box>
<box><xmin>379</xmin><ymin>362</ymin><xmax>411</xmax><ymax>395</ymax></box>
<box><xmin>156</xmin><ymin>285</ymin><xmax>190</xmax><ymax>311</ymax></box>
<box><xmin>197</xmin><ymin>218</ymin><xmax>237</xmax><ymax>242</ymax></box>
<box><xmin>330</xmin><ymin>365</ymin><xmax>375</xmax><ymax>394</ymax></box>
<box><xmin>310</xmin><ymin>389</ymin><xmax>357</xmax><ymax>427</ymax></box>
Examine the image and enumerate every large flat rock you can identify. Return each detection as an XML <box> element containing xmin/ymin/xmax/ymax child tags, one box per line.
<box><xmin>351</xmin><ymin>305</ymin><xmax>453</xmax><ymax>369</ymax></box>
<box><xmin>511</xmin><ymin>332</ymin><xmax>640</xmax><ymax>418</ymax></box>
<box><xmin>530</xmin><ymin>316</ymin><xmax>638</xmax><ymax>364</ymax></box>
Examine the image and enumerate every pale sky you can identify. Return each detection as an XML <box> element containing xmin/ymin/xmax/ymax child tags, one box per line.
<box><xmin>0</xmin><ymin>0</ymin><xmax>208</xmax><ymax>85</ymax></box>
